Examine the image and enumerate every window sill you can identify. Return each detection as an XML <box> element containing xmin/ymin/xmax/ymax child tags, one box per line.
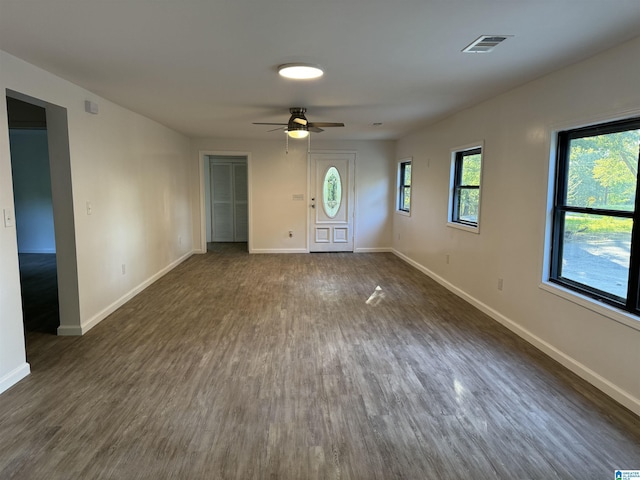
<box><xmin>446</xmin><ymin>221</ymin><xmax>479</xmax><ymax>234</ymax></box>
<box><xmin>539</xmin><ymin>281</ymin><xmax>640</xmax><ymax>332</ymax></box>
<box><xmin>396</xmin><ymin>209</ymin><xmax>411</xmax><ymax>217</ymax></box>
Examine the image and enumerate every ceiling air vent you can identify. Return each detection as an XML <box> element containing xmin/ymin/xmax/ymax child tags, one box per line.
<box><xmin>462</xmin><ymin>35</ymin><xmax>511</xmax><ymax>53</ymax></box>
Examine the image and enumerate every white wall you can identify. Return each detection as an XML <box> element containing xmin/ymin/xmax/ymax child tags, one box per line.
<box><xmin>9</xmin><ymin>129</ymin><xmax>56</xmax><ymax>253</ymax></box>
<box><xmin>191</xmin><ymin>138</ymin><xmax>395</xmax><ymax>253</ymax></box>
<box><xmin>0</xmin><ymin>51</ymin><xmax>193</xmax><ymax>393</ymax></box>
<box><xmin>394</xmin><ymin>36</ymin><xmax>640</xmax><ymax>414</ymax></box>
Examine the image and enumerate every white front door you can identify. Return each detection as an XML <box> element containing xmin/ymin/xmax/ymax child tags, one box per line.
<box><xmin>309</xmin><ymin>152</ymin><xmax>355</xmax><ymax>252</ymax></box>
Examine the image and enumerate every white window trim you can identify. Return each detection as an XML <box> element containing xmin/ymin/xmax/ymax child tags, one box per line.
<box><xmin>396</xmin><ymin>157</ymin><xmax>412</xmax><ymax>217</ymax></box>
<box><xmin>539</xmin><ymin>281</ymin><xmax>640</xmax><ymax>332</ymax></box>
<box><xmin>447</xmin><ymin>141</ymin><xmax>484</xmax><ymax>234</ymax></box>
<box><xmin>540</xmin><ymin>110</ymin><xmax>640</xmax><ymax>332</ymax></box>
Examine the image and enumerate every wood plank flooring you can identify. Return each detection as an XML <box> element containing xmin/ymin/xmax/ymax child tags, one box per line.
<box><xmin>1</xmin><ymin>251</ymin><xmax>639</xmax><ymax>479</ymax></box>
<box><xmin>18</xmin><ymin>253</ymin><xmax>59</xmax><ymax>334</ymax></box>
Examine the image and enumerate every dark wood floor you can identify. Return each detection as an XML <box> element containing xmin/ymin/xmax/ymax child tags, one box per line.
<box><xmin>1</xmin><ymin>251</ymin><xmax>638</xmax><ymax>479</ymax></box>
<box><xmin>18</xmin><ymin>253</ymin><xmax>59</xmax><ymax>335</ymax></box>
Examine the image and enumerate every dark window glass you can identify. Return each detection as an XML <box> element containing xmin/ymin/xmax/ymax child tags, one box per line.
<box><xmin>452</xmin><ymin>148</ymin><xmax>482</xmax><ymax>226</ymax></box>
<box><xmin>551</xmin><ymin>117</ymin><xmax>640</xmax><ymax>312</ymax></box>
<box><xmin>399</xmin><ymin>161</ymin><xmax>411</xmax><ymax>212</ymax></box>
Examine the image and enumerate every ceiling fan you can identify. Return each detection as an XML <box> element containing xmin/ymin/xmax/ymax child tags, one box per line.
<box><xmin>253</xmin><ymin>107</ymin><xmax>344</xmax><ymax>138</ymax></box>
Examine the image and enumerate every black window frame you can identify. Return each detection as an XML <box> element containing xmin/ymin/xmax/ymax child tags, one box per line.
<box><xmin>550</xmin><ymin>116</ymin><xmax>640</xmax><ymax>313</ymax></box>
<box><xmin>451</xmin><ymin>147</ymin><xmax>482</xmax><ymax>227</ymax></box>
<box><xmin>398</xmin><ymin>159</ymin><xmax>412</xmax><ymax>213</ymax></box>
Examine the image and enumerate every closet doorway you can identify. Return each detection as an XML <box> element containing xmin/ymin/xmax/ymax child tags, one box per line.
<box><xmin>209</xmin><ymin>156</ymin><xmax>248</xmax><ymax>247</ymax></box>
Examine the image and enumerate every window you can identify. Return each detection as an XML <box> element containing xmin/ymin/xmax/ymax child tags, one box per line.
<box><xmin>397</xmin><ymin>159</ymin><xmax>412</xmax><ymax>214</ymax></box>
<box><xmin>450</xmin><ymin>146</ymin><xmax>482</xmax><ymax>228</ymax></box>
<box><xmin>550</xmin><ymin>117</ymin><xmax>640</xmax><ymax>313</ymax></box>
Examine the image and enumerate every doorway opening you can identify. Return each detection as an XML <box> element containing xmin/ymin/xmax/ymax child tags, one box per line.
<box><xmin>206</xmin><ymin>156</ymin><xmax>248</xmax><ymax>253</ymax></box>
<box><xmin>6</xmin><ymin>96</ymin><xmax>60</xmax><ymax>334</ymax></box>
<box><xmin>6</xmin><ymin>90</ymin><xmax>81</xmax><ymax>344</ymax></box>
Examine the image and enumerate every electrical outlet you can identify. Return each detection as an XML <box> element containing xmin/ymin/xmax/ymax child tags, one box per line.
<box><xmin>121</xmin><ymin>264</ymin><xmax>126</xmax><ymax>275</ymax></box>
<box><xmin>497</xmin><ymin>278</ymin><xmax>504</xmax><ymax>291</ymax></box>
<box><xmin>445</xmin><ymin>254</ymin><xmax>450</xmax><ymax>265</ymax></box>
<box><xmin>288</xmin><ymin>230</ymin><xmax>293</xmax><ymax>238</ymax></box>
<box><xmin>179</xmin><ymin>235</ymin><xmax>182</xmax><ymax>246</ymax></box>
<box><xmin>86</xmin><ymin>201</ymin><xmax>92</xmax><ymax>215</ymax></box>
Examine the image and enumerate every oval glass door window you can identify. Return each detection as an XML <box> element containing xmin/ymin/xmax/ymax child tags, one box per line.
<box><xmin>323</xmin><ymin>166</ymin><xmax>342</xmax><ymax>218</ymax></box>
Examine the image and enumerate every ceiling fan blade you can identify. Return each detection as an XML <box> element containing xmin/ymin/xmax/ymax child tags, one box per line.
<box><xmin>293</xmin><ymin>118</ymin><xmax>308</xmax><ymax>126</ymax></box>
<box><xmin>307</xmin><ymin>122</ymin><xmax>344</xmax><ymax>128</ymax></box>
<box><xmin>267</xmin><ymin>126</ymin><xmax>286</xmax><ymax>132</ymax></box>
<box><xmin>253</xmin><ymin>122</ymin><xmax>287</xmax><ymax>125</ymax></box>
<box><xmin>309</xmin><ymin>127</ymin><xmax>324</xmax><ymax>133</ymax></box>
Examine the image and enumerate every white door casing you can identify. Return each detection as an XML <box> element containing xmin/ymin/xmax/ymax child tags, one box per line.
<box><xmin>309</xmin><ymin>152</ymin><xmax>355</xmax><ymax>252</ymax></box>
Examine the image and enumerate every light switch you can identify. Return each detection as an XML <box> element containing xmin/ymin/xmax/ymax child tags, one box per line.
<box><xmin>86</xmin><ymin>201</ymin><xmax>92</xmax><ymax>215</ymax></box>
<box><xmin>3</xmin><ymin>208</ymin><xmax>15</xmax><ymax>227</ymax></box>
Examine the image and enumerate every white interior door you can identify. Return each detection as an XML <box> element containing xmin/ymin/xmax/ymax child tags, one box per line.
<box><xmin>309</xmin><ymin>152</ymin><xmax>355</xmax><ymax>252</ymax></box>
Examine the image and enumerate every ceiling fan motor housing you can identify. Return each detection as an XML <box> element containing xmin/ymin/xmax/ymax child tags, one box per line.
<box><xmin>288</xmin><ymin>107</ymin><xmax>308</xmax><ymax>132</ymax></box>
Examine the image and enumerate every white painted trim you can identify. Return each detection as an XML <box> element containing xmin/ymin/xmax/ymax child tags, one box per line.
<box><xmin>355</xmin><ymin>247</ymin><xmax>392</xmax><ymax>253</ymax></box>
<box><xmin>446</xmin><ymin>221</ymin><xmax>480</xmax><ymax>234</ymax></box>
<box><xmin>539</xmin><ymin>281</ymin><xmax>640</xmax><ymax>333</ymax></box>
<box><xmin>58</xmin><ymin>251</ymin><xmax>194</xmax><ymax>336</ymax></box>
<box><xmin>251</xmin><ymin>248</ymin><xmax>309</xmax><ymax>254</ymax></box>
<box><xmin>0</xmin><ymin>363</ymin><xmax>30</xmax><ymax>395</ymax></box>
<box><xmin>392</xmin><ymin>248</ymin><xmax>640</xmax><ymax>416</ymax></box>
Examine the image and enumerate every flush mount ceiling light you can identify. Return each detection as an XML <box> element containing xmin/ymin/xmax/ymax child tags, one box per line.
<box><xmin>278</xmin><ymin>63</ymin><xmax>324</xmax><ymax>80</ymax></box>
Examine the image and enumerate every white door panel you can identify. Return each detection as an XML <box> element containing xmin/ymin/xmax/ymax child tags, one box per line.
<box><xmin>309</xmin><ymin>153</ymin><xmax>355</xmax><ymax>252</ymax></box>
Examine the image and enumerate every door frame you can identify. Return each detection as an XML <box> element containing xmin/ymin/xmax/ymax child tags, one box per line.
<box><xmin>6</xmin><ymin>90</ymin><xmax>82</xmax><ymax>337</ymax></box>
<box><xmin>198</xmin><ymin>150</ymin><xmax>252</xmax><ymax>253</ymax></box>
<box><xmin>307</xmin><ymin>150</ymin><xmax>357</xmax><ymax>253</ymax></box>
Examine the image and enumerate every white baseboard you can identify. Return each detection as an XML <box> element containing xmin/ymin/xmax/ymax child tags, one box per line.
<box><xmin>250</xmin><ymin>248</ymin><xmax>309</xmax><ymax>254</ymax></box>
<box><xmin>0</xmin><ymin>362</ymin><xmax>30</xmax><ymax>395</ymax></box>
<box><xmin>58</xmin><ymin>251</ymin><xmax>194</xmax><ymax>336</ymax></box>
<box><xmin>354</xmin><ymin>247</ymin><xmax>392</xmax><ymax>253</ymax></box>
<box><xmin>392</xmin><ymin>249</ymin><xmax>640</xmax><ymax>417</ymax></box>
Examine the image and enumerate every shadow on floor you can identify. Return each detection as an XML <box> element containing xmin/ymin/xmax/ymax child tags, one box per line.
<box><xmin>18</xmin><ymin>253</ymin><xmax>60</xmax><ymax>335</ymax></box>
<box><xmin>207</xmin><ymin>242</ymin><xmax>248</xmax><ymax>254</ymax></box>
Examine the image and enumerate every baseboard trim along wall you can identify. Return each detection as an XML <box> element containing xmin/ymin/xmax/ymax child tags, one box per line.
<box><xmin>392</xmin><ymin>249</ymin><xmax>640</xmax><ymax>417</ymax></box>
<box><xmin>354</xmin><ymin>247</ymin><xmax>392</xmax><ymax>253</ymax></box>
<box><xmin>58</xmin><ymin>251</ymin><xmax>194</xmax><ymax>336</ymax></box>
<box><xmin>250</xmin><ymin>248</ymin><xmax>309</xmax><ymax>254</ymax></box>
<box><xmin>0</xmin><ymin>363</ymin><xmax>30</xmax><ymax>395</ymax></box>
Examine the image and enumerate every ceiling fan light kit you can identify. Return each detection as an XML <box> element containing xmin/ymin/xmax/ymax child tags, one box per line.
<box><xmin>287</xmin><ymin>127</ymin><xmax>309</xmax><ymax>139</ymax></box>
<box><xmin>253</xmin><ymin>107</ymin><xmax>344</xmax><ymax>152</ymax></box>
<box><xmin>278</xmin><ymin>63</ymin><xmax>324</xmax><ymax>79</ymax></box>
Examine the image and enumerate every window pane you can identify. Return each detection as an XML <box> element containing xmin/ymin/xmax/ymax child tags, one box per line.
<box><xmin>461</xmin><ymin>153</ymin><xmax>481</xmax><ymax>186</ymax></box>
<box><xmin>457</xmin><ymin>188</ymin><xmax>479</xmax><ymax>224</ymax></box>
<box><xmin>560</xmin><ymin>212</ymin><xmax>631</xmax><ymax>299</ymax></box>
<box><xmin>402</xmin><ymin>186</ymin><xmax>411</xmax><ymax>210</ymax></box>
<box><xmin>323</xmin><ymin>166</ymin><xmax>342</xmax><ymax>218</ymax></box>
<box><xmin>404</xmin><ymin>163</ymin><xmax>411</xmax><ymax>186</ymax></box>
<box><xmin>566</xmin><ymin>129</ymin><xmax>640</xmax><ymax>211</ymax></box>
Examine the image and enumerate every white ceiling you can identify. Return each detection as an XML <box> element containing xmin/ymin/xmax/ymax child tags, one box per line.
<box><xmin>1</xmin><ymin>0</ymin><xmax>640</xmax><ymax>141</ymax></box>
